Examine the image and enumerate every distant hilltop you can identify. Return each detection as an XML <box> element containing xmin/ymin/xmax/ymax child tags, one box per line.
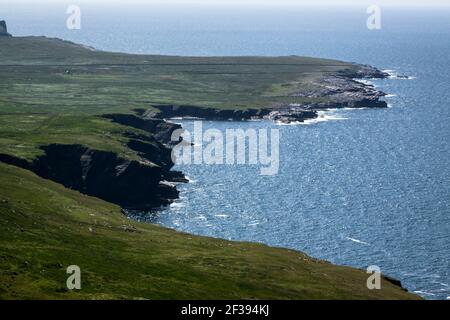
<box><xmin>0</xmin><ymin>20</ymin><xmax>12</xmax><ymax>37</ymax></box>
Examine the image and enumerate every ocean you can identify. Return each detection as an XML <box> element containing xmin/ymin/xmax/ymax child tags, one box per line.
<box><xmin>3</xmin><ymin>4</ymin><xmax>449</xmax><ymax>299</ymax></box>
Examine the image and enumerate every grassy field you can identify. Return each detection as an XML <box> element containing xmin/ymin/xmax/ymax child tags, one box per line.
<box><xmin>0</xmin><ymin>36</ymin><xmax>419</xmax><ymax>299</ymax></box>
<box><xmin>0</xmin><ymin>36</ymin><xmax>353</xmax><ymax>111</ymax></box>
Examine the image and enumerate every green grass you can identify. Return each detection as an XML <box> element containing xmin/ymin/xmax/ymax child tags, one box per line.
<box><xmin>0</xmin><ymin>163</ymin><xmax>419</xmax><ymax>299</ymax></box>
<box><xmin>0</xmin><ymin>113</ymin><xmax>146</xmax><ymax>161</ymax></box>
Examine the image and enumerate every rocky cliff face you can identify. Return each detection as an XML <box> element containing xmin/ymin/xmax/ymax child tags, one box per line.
<box><xmin>144</xmin><ymin>104</ymin><xmax>319</xmax><ymax>124</ymax></box>
<box><xmin>0</xmin><ymin>116</ymin><xmax>187</xmax><ymax>210</ymax></box>
<box><xmin>102</xmin><ymin>113</ymin><xmax>182</xmax><ymax>145</ymax></box>
<box><xmin>0</xmin><ymin>20</ymin><xmax>12</xmax><ymax>37</ymax></box>
<box><xmin>142</xmin><ymin>104</ymin><xmax>273</xmax><ymax>121</ymax></box>
<box><xmin>0</xmin><ymin>143</ymin><xmax>182</xmax><ymax>210</ymax></box>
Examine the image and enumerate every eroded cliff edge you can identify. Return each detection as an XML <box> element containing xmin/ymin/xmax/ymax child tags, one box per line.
<box><xmin>143</xmin><ymin>64</ymin><xmax>388</xmax><ymax>123</ymax></box>
<box><xmin>0</xmin><ymin>116</ymin><xmax>186</xmax><ymax>210</ymax></box>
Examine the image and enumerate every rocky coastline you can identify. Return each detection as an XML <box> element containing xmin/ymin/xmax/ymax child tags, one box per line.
<box><xmin>144</xmin><ymin>64</ymin><xmax>388</xmax><ymax>124</ymax></box>
<box><xmin>0</xmin><ymin>63</ymin><xmax>388</xmax><ymax>211</ymax></box>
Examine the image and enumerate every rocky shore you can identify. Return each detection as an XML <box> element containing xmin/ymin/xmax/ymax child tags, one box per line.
<box><xmin>145</xmin><ymin>64</ymin><xmax>388</xmax><ymax>124</ymax></box>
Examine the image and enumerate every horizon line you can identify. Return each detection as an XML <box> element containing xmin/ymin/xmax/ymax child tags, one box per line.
<box><xmin>4</xmin><ymin>1</ymin><xmax>450</xmax><ymax>8</ymax></box>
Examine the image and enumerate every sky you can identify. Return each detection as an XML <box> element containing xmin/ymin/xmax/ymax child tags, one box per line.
<box><xmin>4</xmin><ymin>0</ymin><xmax>450</xmax><ymax>7</ymax></box>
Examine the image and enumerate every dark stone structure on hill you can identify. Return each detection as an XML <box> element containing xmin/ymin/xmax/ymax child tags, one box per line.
<box><xmin>0</xmin><ymin>20</ymin><xmax>12</xmax><ymax>37</ymax></box>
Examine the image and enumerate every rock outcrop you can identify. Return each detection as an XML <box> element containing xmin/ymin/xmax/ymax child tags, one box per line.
<box><xmin>141</xmin><ymin>105</ymin><xmax>273</xmax><ymax>121</ymax></box>
<box><xmin>0</xmin><ymin>20</ymin><xmax>12</xmax><ymax>37</ymax></box>
<box><xmin>292</xmin><ymin>74</ymin><xmax>388</xmax><ymax>110</ymax></box>
<box><xmin>102</xmin><ymin>113</ymin><xmax>183</xmax><ymax>145</ymax></box>
<box><xmin>143</xmin><ymin>64</ymin><xmax>388</xmax><ymax>124</ymax></box>
<box><xmin>0</xmin><ymin>116</ymin><xmax>188</xmax><ymax>210</ymax></box>
<box><xmin>0</xmin><ymin>143</ymin><xmax>183</xmax><ymax>210</ymax></box>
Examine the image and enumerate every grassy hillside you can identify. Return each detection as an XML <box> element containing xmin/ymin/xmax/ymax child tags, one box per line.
<box><xmin>0</xmin><ymin>163</ymin><xmax>418</xmax><ymax>299</ymax></box>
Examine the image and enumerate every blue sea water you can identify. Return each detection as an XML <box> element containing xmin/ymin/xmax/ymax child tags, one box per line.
<box><xmin>3</xmin><ymin>5</ymin><xmax>449</xmax><ymax>299</ymax></box>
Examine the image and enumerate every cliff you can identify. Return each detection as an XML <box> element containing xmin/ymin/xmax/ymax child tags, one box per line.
<box><xmin>0</xmin><ymin>115</ymin><xmax>187</xmax><ymax>211</ymax></box>
<box><xmin>143</xmin><ymin>65</ymin><xmax>388</xmax><ymax>124</ymax></box>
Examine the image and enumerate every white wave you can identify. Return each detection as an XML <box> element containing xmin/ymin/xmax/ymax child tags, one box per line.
<box><xmin>276</xmin><ymin>120</ymin><xmax>305</xmax><ymax>126</ymax></box>
<box><xmin>303</xmin><ymin>111</ymin><xmax>348</xmax><ymax>125</ymax></box>
<box><xmin>215</xmin><ymin>214</ymin><xmax>229</xmax><ymax>218</ymax></box>
<box><xmin>385</xmin><ymin>94</ymin><xmax>397</xmax><ymax>98</ymax></box>
<box><xmin>342</xmin><ymin>107</ymin><xmax>369</xmax><ymax>111</ymax></box>
<box><xmin>213</xmin><ymin>183</ymin><xmax>224</xmax><ymax>187</ymax></box>
<box><xmin>389</xmin><ymin>75</ymin><xmax>416</xmax><ymax>80</ymax></box>
<box><xmin>346</xmin><ymin>237</ymin><xmax>370</xmax><ymax>245</ymax></box>
<box><xmin>159</xmin><ymin>180</ymin><xmax>176</xmax><ymax>187</ymax></box>
<box><xmin>185</xmin><ymin>176</ymin><xmax>197</xmax><ymax>183</ymax></box>
<box><xmin>383</xmin><ymin>69</ymin><xmax>416</xmax><ymax>80</ymax></box>
<box><xmin>277</xmin><ymin>110</ymin><xmax>348</xmax><ymax>126</ymax></box>
<box><xmin>169</xmin><ymin>202</ymin><xmax>185</xmax><ymax>210</ymax></box>
<box><xmin>354</xmin><ymin>79</ymin><xmax>374</xmax><ymax>86</ymax></box>
<box><xmin>414</xmin><ymin>290</ymin><xmax>436</xmax><ymax>296</ymax></box>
